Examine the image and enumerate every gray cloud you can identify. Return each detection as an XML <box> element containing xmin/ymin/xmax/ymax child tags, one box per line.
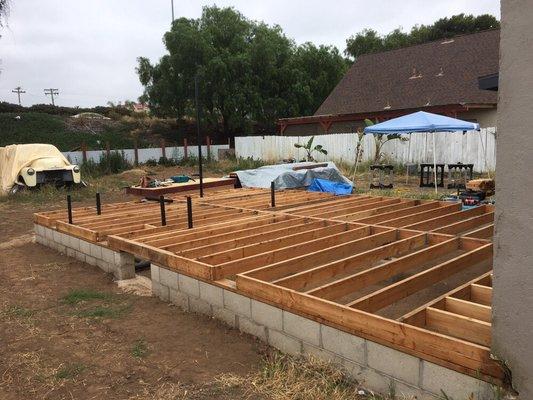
<box><xmin>0</xmin><ymin>0</ymin><xmax>500</xmax><ymax>107</ymax></box>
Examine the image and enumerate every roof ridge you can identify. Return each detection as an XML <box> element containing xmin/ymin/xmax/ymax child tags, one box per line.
<box><xmin>354</xmin><ymin>28</ymin><xmax>500</xmax><ymax>60</ymax></box>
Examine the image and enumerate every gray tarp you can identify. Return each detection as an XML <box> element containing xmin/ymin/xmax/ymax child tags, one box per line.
<box><xmin>234</xmin><ymin>162</ymin><xmax>351</xmax><ymax>189</ymax></box>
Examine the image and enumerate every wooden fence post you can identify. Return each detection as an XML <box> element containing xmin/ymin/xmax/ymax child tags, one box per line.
<box><xmin>206</xmin><ymin>136</ymin><xmax>211</xmax><ymax>159</ymax></box>
<box><xmin>134</xmin><ymin>139</ymin><xmax>139</xmax><ymax>166</ymax></box>
<box><xmin>183</xmin><ymin>138</ymin><xmax>188</xmax><ymax>159</ymax></box>
<box><xmin>161</xmin><ymin>138</ymin><xmax>166</xmax><ymax>159</ymax></box>
<box><xmin>81</xmin><ymin>142</ymin><xmax>87</xmax><ymax>164</ymax></box>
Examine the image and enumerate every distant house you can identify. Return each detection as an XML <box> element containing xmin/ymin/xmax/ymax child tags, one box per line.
<box><xmin>132</xmin><ymin>103</ymin><xmax>150</xmax><ymax>113</ymax></box>
<box><xmin>279</xmin><ymin>29</ymin><xmax>499</xmax><ymax>135</ymax></box>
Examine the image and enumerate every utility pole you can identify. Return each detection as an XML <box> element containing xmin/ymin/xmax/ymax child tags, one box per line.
<box><xmin>12</xmin><ymin>86</ymin><xmax>25</xmax><ymax>106</ymax></box>
<box><xmin>44</xmin><ymin>88</ymin><xmax>59</xmax><ymax>106</ymax></box>
<box><xmin>171</xmin><ymin>0</ymin><xmax>174</xmax><ymax>23</ymax></box>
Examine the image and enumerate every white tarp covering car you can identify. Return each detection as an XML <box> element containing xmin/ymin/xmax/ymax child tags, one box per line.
<box><xmin>0</xmin><ymin>144</ymin><xmax>81</xmax><ymax>195</ymax></box>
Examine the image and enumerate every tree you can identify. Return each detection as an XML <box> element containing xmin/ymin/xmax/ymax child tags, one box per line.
<box><xmin>294</xmin><ymin>136</ymin><xmax>328</xmax><ymax>161</ymax></box>
<box><xmin>0</xmin><ymin>0</ymin><xmax>8</xmax><ymax>28</ymax></box>
<box><xmin>364</xmin><ymin>119</ymin><xmax>408</xmax><ymax>163</ymax></box>
<box><xmin>137</xmin><ymin>6</ymin><xmax>347</xmax><ymax>138</ymax></box>
<box><xmin>345</xmin><ymin>14</ymin><xmax>499</xmax><ymax>59</ymax></box>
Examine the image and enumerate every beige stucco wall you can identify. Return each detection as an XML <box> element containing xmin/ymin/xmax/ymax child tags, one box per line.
<box><xmin>461</xmin><ymin>108</ymin><xmax>497</xmax><ymax>128</ymax></box>
<box><xmin>492</xmin><ymin>1</ymin><xmax>533</xmax><ymax>398</ymax></box>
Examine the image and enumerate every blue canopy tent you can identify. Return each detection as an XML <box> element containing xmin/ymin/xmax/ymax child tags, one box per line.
<box><xmin>363</xmin><ymin>111</ymin><xmax>480</xmax><ymax>193</ymax></box>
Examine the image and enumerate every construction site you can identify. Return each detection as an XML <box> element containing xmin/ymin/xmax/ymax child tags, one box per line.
<box><xmin>32</xmin><ymin>186</ymin><xmax>501</xmax><ymax>399</ymax></box>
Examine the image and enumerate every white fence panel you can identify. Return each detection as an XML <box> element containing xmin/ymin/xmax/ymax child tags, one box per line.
<box><xmin>235</xmin><ymin>128</ymin><xmax>496</xmax><ymax>172</ymax></box>
<box><xmin>63</xmin><ymin>144</ymin><xmax>229</xmax><ymax>165</ymax></box>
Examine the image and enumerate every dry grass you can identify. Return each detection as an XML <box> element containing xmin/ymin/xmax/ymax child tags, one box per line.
<box><xmin>217</xmin><ymin>352</ymin><xmax>371</xmax><ymax>400</ymax></box>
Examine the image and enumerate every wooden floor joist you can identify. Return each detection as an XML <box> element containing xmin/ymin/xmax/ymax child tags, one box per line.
<box><xmin>34</xmin><ymin>188</ymin><xmax>502</xmax><ymax>382</ymax></box>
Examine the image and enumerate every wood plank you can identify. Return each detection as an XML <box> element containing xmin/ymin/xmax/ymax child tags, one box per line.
<box><xmin>377</xmin><ymin>203</ymin><xmax>462</xmax><ymax>228</ymax></box>
<box><xmin>356</xmin><ymin>202</ymin><xmax>441</xmax><ymax>224</ymax></box>
<box><xmin>404</xmin><ymin>206</ymin><xmax>487</xmax><ymax>231</ymax></box>
<box><xmin>425</xmin><ymin>307</ymin><xmax>491</xmax><ymax>346</ymax></box>
<box><xmin>306</xmin><ymin>236</ymin><xmax>458</xmax><ymax>301</ymax></box>
<box><xmin>339</xmin><ymin>200</ymin><xmax>417</xmax><ymax>222</ymax></box>
<box><xmin>464</xmin><ymin>224</ymin><xmax>494</xmax><ymax>240</ymax></box>
<box><xmin>349</xmin><ymin>243</ymin><xmax>492</xmax><ymax>312</ymax></box>
<box><xmin>470</xmin><ymin>284</ymin><xmax>492</xmax><ymax>306</ymax></box>
<box><xmin>235</xmin><ymin>275</ymin><xmax>503</xmax><ymax>381</ymax></box>
<box><xmin>444</xmin><ymin>297</ymin><xmax>492</xmax><ymax>322</ymax></box>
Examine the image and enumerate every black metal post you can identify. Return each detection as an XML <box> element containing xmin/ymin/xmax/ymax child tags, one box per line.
<box><xmin>67</xmin><ymin>194</ymin><xmax>73</xmax><ymax>224</ymax></box>
<box><xmin>159</xmin><ymin>195</ymin><xmax>167</xmax><ymax>226</ymax></box>
<box><xmin>194</xmin><ymin>74</ymin><xmax>204</xmax><ymax>198</ymax></box>
<box><xmin>96</xmin><ymin>192</ymin><xmax>101</xmax><ymax>215</ymax></box>
<box><xmin>271</xmin><ymin>181</ymin><xmax>276</xmax><ymax>208</ymax></box>
<box><xmin>187</xmin><ymin>196</ymin><xmax>193</xmax><ymax>229</ymax></box>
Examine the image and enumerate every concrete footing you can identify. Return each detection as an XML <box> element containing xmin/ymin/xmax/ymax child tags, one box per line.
<box><xmin>34</xmin><ymin>224</ymin><xmax>135</xmax><ymax>280</ymax></box>
<box><xmin>34</xmin><ymin>223</ymin><xmax>500</xmax><ymax>400</ymax></box>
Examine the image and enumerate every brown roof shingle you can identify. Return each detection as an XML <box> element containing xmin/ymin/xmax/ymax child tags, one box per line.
<box><xmin>315</xmin><ymin>29</ymin><xmax>499</xmax><ymax>116</ymax></box>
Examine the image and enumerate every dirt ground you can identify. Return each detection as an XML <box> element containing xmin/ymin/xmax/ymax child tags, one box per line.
<box><xmin>0</xmin><ymin>199</ymin><xmax>269</xmax><ymax>400</ymax></box>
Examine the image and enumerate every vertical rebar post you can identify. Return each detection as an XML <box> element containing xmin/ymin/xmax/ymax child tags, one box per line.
<box><xmin>187</xmin><ymin>196</ymin><xmax>193</xmax><ymax>229</ymax></box>
<box><xmin>159</xmin><ymin>195</ymin><xmax>167</xmax><ymax>226</ymax></box>
<box><xmin>96</xmin><ymin>192</ymin><xmax>101</xmax><ymax>215</ymax></box>
<box><xmin>67</xmin><ymin>194</ymin><xmax>73</xmax><ymax>224</ymax></box>
<box><xmin>271</xmin><ymin>181</ymin><xmax>276</xmax><ymax>208</ymax></box>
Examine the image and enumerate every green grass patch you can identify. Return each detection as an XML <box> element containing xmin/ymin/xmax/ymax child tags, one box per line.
<box><xmin>55</xmin><ymin>363</ymin><xmax>86</xmax><ymax>380</ymax></box>
<box><xmin>61</xmin><ymin>289</ymin><xmax>113</xmax><ymax>305</ymax></box>
<box><xmin>131</xmin><ymin>338</ymin><xmax>148</xmax><ymax>358</ymax></box>
<box><xmin>3</xmin><ymin>305</ymin><xmax>34</xmax><ymax>318</ymax></box>
<box><xmin>75</xmin><ymin>305</ymin><xmax>129</xmax><ymax>319</ymax></box>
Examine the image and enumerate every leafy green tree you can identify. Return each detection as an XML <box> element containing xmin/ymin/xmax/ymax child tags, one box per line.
<box><xmin>345</xmin><ymin>13</ymin><xmax>499</xmax><ymax>59</ymax></box>
<box><xmin>137</xmin><ymin>6</ymin><xmax>347</xmax><ymax>138</ymax></box>
<box><xmin>294</xmin><ymin>136</ymin><xmax>328</xmax><ymax>161</ymax></box>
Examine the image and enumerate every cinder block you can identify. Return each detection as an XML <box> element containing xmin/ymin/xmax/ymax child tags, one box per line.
<box><xmin>321</xmin><ymin>324</ymin><xmax>366</xmax><ymax>365</ymax></box>
<box><xmin>69</xmin><ymin>235</ymin><xmax>80</xmax><ymax>251</ymax></box>
<box><xmin>79</xmin><ymin>240</ymin><xmax>91</xmax><ymax>256</ymax></box>
<box><xmin>421</xmin><ymin>361</ymin><xmax>493</xmax><ymax>400</ymax></box>
<box><xmin>150</xmin><ymin>264</ymin><xmax>160</xmax><ymax>283</ymax></box>
<box><xmin>56</xmin><ymin>244</ymin><xmax>66</xmax><ymax>254</ymax></box>
<box><xmin>199</xmin><ymin>281</ymin><xmax>224</xmax><ymax>307</ymax></box>
<box><xmin>114</xmin><ymin>252</ymin><xmax>135</xmax><ymax>280</ymax></box>
<box><xmin>66</xmin><ymin>247</ymin><xmax>76</xmax><ymax>258</ymax></box>
<box><xmin>223</xmin><ymin>290</ymin><xmax>251</xmax><ymax>317</ymax></box>
<box><xmin>96</xmin><ymin>259</ymin><xmax>110</xmax><ymax>273</ymax></box>
<box><xmin>189</xmin><ymin>296</ymin><xmax>212</xmax><ymax>316</ymax></box>
<box><xmin>367</xmin><ymin>341</ymin><xmax>420</xmax><ymax>386</ymax></box>
<box><xmin>158</xmin><ymin>284</ymin><xmax>170</xmax><ymax>301</ymax></box>
<box><xmin>90</xmin><ymin>244</ymin><xmax>102</xmax><ymax>260</ymax></box>
<box><xmin>35</xmin><ymin>235</ymin><xmax>44</xmax><ymax>245</ymax></box>
<box><xmin>85</xmin><ymin>255</ymin><xmax>97</xmax><ymax>266</ymax></box>
<box><xmin>169</xmin><ymin>288</ymin><xmax>189</xmax><ymax>311</ymax></box>
<box><xmin>53</xmin><ymin>230</ymin><xmax>62</xmax><ymax>243</ymax></box>
<box><xmin>393</xmin><ymin>379</ymin><xmax>438</xmax><ymax>400</ymax></box>
<box><xmin>34</xmin><ymin>224</ymin><xmax>43</xmax><ymax>236</ymax></box>
<box><xmin>343</xmin><ymin>361</ymin><xmax>392</xmax><ymax>396</ymax></box>
<box><xmin>268</xmin><ymin>329</ymin><xmax>302</xmax><ymax>356</ymax></box>
<box><xmin>302</xmin><ymin>343</ymin><xmax>342</xmax><ymax>365</ymax></box>
<box><xmin>159</xmin><ymin>267</ymin><xmax>178</xmax><ymax>289</ymax></box>
<box><xmin>212</xmin><ymin>306</ymin><xmax>236</xmax><ymax>327</ymax></box>
<box><xmin>101</xmin><ymin>248</ymin><xmax>115</xmax><ymax>264</ymax></box>
<box><xmin>45</xmin><ymin>228</ymin><xmax>55</xmax><ymax>240</ymax></box>
<box><xmin>151</xmin><ymin>281</ymin><xmax>161</xmax><ymax>297</ymax></box>
<box><xmin>75</xmin><ymin>251</ymin><xmax>86</xmax><ymax>262</ymax></box>
<box><xmin>238</xmin><ymin>316</ymin><xmax>267</xmax><ymax>341</ymax></box>
<box><xmin>251</xmin><ymin>299</ymin><xmax>283</xmax><ymax>331</ymax></box>
<box><xmin>283</xmin><ymin>311</ymin><xmax>320</xmax><ymax>346</ymax></box>
<box><xmin>178</xmin><ymin>274</ymin><xmax>200</xmax><ymax>297</ymax></box>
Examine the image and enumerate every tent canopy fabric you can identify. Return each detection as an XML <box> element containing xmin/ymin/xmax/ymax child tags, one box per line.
<box><xmin>363</xmin><ymin>111</ymin><xmax>480</xmax><ymax>134</ymax></box>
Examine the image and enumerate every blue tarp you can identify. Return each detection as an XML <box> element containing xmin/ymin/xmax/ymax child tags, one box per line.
<box><xmin>308</xmin><ymin>178</ymin><xmax>353</xmax><ymax>195</ymax></box>
<box><xmin>363</xmin><ymin>111</ymin><xmax>480</xmax><ymax>134</ymax></box>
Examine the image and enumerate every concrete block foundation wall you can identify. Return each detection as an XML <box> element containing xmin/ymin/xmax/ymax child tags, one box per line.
<box><xmin>34</xmin><ymin>224</ymin><xmax>500</xmax><ymax>400</ymax></box>
<box><xmin>151</xmin><ymin>263</ymin><xmax>499</xmax><ymax>400</ymax></box>
<box><xmin>34</xmin><ymin>224</ymin><xmax>135</xmax><ymax>280</ymax></box>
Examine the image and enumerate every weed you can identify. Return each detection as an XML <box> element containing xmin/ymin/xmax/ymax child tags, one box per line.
<box><xmin>3</xmin><ymin>305</ymin><xmax>34</xmax><ymax>318</ymax></box>
<box><xmin>131</xmin><ymin>338</ymin><xmax>148</xmax><ymax>358</ymax></box>
<box><xmin>61</xmin><ymin>289</ymin><xmax>112</xmax><ymax>305</ymax></box>
<box><xmin>75</xmin><ymin>304</ymin><xmax>130</xmax><ymax>319</ymax></box>
<box><xmin>55</xmin><ymin>363</ymin><xmax>86</xmax><ymax>380</ymax></box>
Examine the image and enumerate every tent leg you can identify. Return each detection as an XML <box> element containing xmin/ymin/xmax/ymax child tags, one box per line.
<box><xmin>433</xmin><ymin>132</ymin><xmax>438</xmax><ymax>195</ymax></box>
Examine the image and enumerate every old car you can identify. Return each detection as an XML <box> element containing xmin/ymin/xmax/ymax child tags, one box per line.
<box><xmin>0</xmin><ymin>143</ymin><xmax>82</xmax><ymax>194</ymax></box>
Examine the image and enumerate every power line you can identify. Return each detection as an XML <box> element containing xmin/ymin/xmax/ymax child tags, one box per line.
<box><xmin>12</xmin><ymin>86</ymin><xmax>26</xmax><ymax>106</ymax></box>
<box><xmin>44</xmin><ymin>88</ymin><xmax>59</xmax><ymax>106</ymax></box>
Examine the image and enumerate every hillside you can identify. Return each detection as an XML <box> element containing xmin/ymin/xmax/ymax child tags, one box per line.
<box><xmin>0</xmin><ymin>112</ymin><xmax>142</xmax><ymax>151</ymax></box>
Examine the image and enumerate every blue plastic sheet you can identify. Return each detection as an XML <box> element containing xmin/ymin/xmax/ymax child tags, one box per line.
<box><xmin>308</xmin><ymin>178</ymin><xmax>353</xmax><ymax>196</ymax></box>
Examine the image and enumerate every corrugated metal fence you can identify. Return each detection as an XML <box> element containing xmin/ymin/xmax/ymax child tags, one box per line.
<box><xmin>235</xmin><ymin>128</ymin><xmax>496</xmax><ymax>172</ymax></box>
<box><xmin>63</xmin><ymin>144</ymin><xmax>230</xmax><ymax>165</ymax></box>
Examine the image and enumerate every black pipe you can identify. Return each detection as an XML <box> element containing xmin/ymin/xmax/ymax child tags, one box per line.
<box><xmin>194</xmin><ymin>74</ymin><xmax>204</xmax><ymax>198</ymax></box>
<box><xmin>187</xmin><ymin>196</ymin><xmax>193</xmax><ymax>229</ymax></box>
<box><xmin>96</xmin><ymin>192</ymin><xmax>101</xmax><ymax>215</ymax></box>
<box><xmin>271</xmin><ymin>181</ymin><xmax>276</xmax><ymax>208</ymax></box>
<box><xmin>159</xmin><ymin>195</ymin><xmax>167</xmax><ymax>226</ymax></box>
<box><xmin>67</xmin><ymin>194</ymin><xmax>73</xmax><ymax>224</ymax></box>
<box><xmin>144</xmin><ymin>196</ymin><xmax>173</xmax><ymax>203</ymax></box>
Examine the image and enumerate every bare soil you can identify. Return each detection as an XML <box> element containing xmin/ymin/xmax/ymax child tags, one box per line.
<box><xmin>0</xmin><ymin>201</ymin><xmax>267</xmax><ymax>400</ymax></box>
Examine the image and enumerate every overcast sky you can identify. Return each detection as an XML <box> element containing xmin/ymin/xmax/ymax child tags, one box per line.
<box><xmin>0</xmin><ymin>0</ymin><xmax>500</xmax><ymax>107</ymax></box>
